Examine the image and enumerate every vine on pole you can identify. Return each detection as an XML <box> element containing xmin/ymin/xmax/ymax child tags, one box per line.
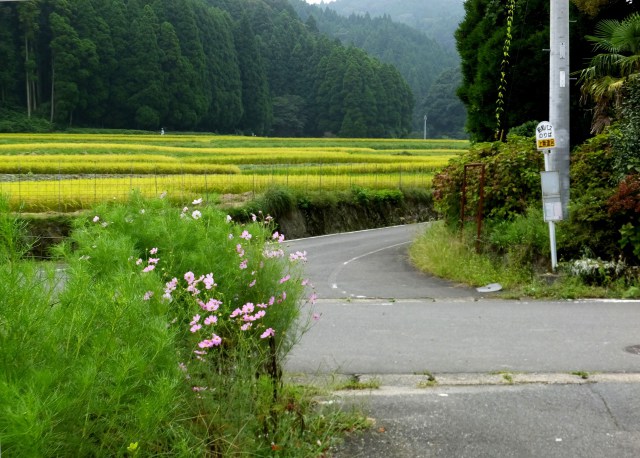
<box><xmin>495</xmin><ymin>0</ymin><xmax>516</xmax><ymax>141</ymax></box>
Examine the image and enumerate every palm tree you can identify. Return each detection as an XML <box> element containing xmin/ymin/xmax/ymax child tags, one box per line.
<box><xmin>578</xmin><ymin>12</ymin><xmax>640</xmax><ymax>133</ymax></box>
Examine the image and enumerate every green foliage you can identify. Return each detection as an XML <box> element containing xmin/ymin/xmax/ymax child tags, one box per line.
<box><xmin>611</xmin><ymin>78</ymin><xmax>640</xmax><ymax>179</ymax></box>
<box><xmin>620</xmin><ymin>223</ymin><xmax>640</xmax><ymax>259</ymax></box>
<box><xmin>0</xmin><ymin>109</ymin><xmax>52</xmax><ymax>133</ymax></box>
<box><xmin>507</xmin><ymin>120</ymin><xmax>539</xmax><ymax>140</ymax></box>
<box><xmin>577</xmin><ymin>11</ymin><xmax>640</xmax><ymax>133</ymax></box>
<box><xmin>432</xmin><ymin>136</ymin><xmax>543</xmax><ymax>225</ymax></box>
<box><xmin>409</xmin><ymin>221</ymin><xmax>531</xmax><ymax>288</ymax></box>
<box><xmin>456</xmin><ymin>0</ymin><xmax>635</xmax><ymax>142</ymax></box>
<box><xmin>486</xmin><ymin>207</ymin><xmax>550</xmax><ymax>268</ymax></box>
<box><xmin>0</xmin><ymin>195</ymin><xmax>31</xmax><ymax>264</ymax></box>
<box><xmin>292</xmin><ymin>0</ymin><xmax>463</xmax><ymax>136</ymax></box>
<box><xmin>2</xmin><ymin>193</ymin><xmax>362</xmax><ymax>456</ymax></box>
<box><xmin>0</xmin><ymin>0</ymin><xmax>414</xmax><ymax>137</ymax></box>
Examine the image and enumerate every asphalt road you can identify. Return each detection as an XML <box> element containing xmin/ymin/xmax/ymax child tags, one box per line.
<box><xmin>282</xmin><ymin>224</ymin><xmax>640</xmax><ymax>457</ymax></box>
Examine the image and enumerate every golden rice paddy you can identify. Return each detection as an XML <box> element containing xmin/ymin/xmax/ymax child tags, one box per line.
<box><xmin>0</xmin><ymin>133</ymin><xmax>466</xmax><ymax>212</ymax></box>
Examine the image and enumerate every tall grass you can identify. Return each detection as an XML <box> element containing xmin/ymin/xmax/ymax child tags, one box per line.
<box><xmin>0</xmin><ymin>193</ymin><xmax>361</xmax><ymax>456</ymax></box>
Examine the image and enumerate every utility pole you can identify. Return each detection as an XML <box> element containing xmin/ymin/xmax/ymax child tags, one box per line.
<box><xmin>423</xmin><ymin>115</ymin><xmax>428</xmax><ymax>140</ymax></box>
<box><xmin>549</xmin><ymin>0</ymin><xmax>570</xmax><ymax>218</ymax></box>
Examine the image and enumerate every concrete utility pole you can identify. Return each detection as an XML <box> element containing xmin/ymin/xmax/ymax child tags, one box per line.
<box><xmin>549</xmin><ymin>0</ymin><xmax>571</xmax><ymax>218</ymax></box>
<box><xmin>423</xmin><ymin>115</ymin><xmax>428</xmax><ymax>140</ymax></box>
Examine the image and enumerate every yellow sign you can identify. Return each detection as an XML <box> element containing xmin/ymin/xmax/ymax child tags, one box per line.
<box><xmin>537</xmin><ymin>138</ymin><xmax>556</xmax><ymax>149</ymax></box>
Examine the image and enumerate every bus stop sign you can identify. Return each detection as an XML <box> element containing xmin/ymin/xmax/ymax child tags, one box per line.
<box><xmin>536</xmin><ymin>121</ymin><xmax>556</xmax><ymax>150</ymax></box>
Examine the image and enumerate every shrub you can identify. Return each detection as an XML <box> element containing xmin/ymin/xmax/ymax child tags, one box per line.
<box><xmin>611</xmin><ymin>78</ymin><xmax>640</xmax><ymax>180</ymax></box>
<box><xmin>485</xmin><ymin>206</ymin><xmax>550</xmax><ymax>269</ymax></box>
<box><xmin>0</xmin><ymin>108</ymin><xmax>52</xmax><ymax>133</ymax></box>
<box><xmin>1</xmin><ymin>192</ymin><xmax>324</xmax><ymax>456</ymax></box>
<box><xmin>432</xmin><ymin>136</ymin><xmax>543</xmax><ymax>225</ymax></box>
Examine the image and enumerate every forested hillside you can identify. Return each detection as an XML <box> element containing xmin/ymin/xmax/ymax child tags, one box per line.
<box><xmin>292</xmin><ymin>0</ymin><xmax>466</xmax><ymax>138</ymax></box>
<box><xmin>0</xmin><ymin>0</ymin><xmax>413</xmax><ymax>137</ymax></box>
<box><xmin>316</xmin><ymin>0</ymin><xmax>465</xmax><ymax>52</ymax></box>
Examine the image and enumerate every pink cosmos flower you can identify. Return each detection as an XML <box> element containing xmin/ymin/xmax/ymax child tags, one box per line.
<box><xmin>143</xmin><ymin>291</ymin><xmax>154</xmax><ymax>301</ymax></box>
<box><xmin>249</xmin><ymin>279</ymin><xmax>256</xmax><ymax>288</ymax></box>
<box><xmin>230</xmin><ymin>308</ymin><xmax>243</xmax><ymax>318</ymax></box>
<box><xmin>204</xmin><ymin>315</ymin><xmax>217</xmax><ymax>326</ymax></box>
<box><xmin>313</xmin><ymin>313</ymin><xmax>321</xmax><ymax>321</ymax></box>
<box><xmin>290</xmin><ymin>251</ymin><xmax>308</xmax><ymax>262</ymax></box>
<box><xmin>242</xmin><ymin>303</ymin><xmax>255</xmax><ymax>314</ymax></box>
<box><xmin>203</xmin><ymin>273</ymin><xmax>215</xmax><ymax>290</ymax></box>
<box><xmin>253</xmin><ymin>310</ymin><xmax>266</xmax><ymax>320</ymax></box>
<box><xmin>142</xmin><ymin>265</ymin><xmax>155</xmax><ymax>272</ymax></box>
<box><xmin>148</xmin><ymin>257</ymin><xmax>159</xmax><ymax>265</ymax></box>
<box><xmin>211</xmin><ymin>334</ymin><xmax>222</xmax><ymax>346</ymax></box>
<box><xmin>251</xmin><ymin>213</ymin><xmax>257</xmax><ymax>222</ymax></box>
<box><xmin>279</xmin><ymin>274</ymin><xmax>290</xmax><ymax>284</ymax></box>
<box><xmin>136</xmin><ymin>258</ymin><xmax>143</xmax><ymax>265</ymax></box>
<box><xmin>240</xmin><ymin>230</ymin><xmax>252</xmax><ymax>240</ymax></box>
<box><xmin>201</xmin><ymin>298</ymin><xmax>222</xmax><ymax>312</ymax></box>
<box><xmin>239</xmin><ymin>260</ymin><xmax>248</xmax><ymax>270</ymax></box>
<box><xmin>92</xmin><ymin>216</ymin><xmax>100</xmax><ymax>223</ymax></box>
<box><xmin>309</xmin><ymin>293</ymin><xmax>318</xmax><ymax>305</ymax></box>
<box><xmin>241</xmin><ymin>323</ymin><xmax>252</xmax><ymax>331</ymax></box>
<box><xmin>184</xmin><ymin>272</ymin><xmax>195</xmax><ymax>284</ymax></box>
<box><xmin>190</xmin><ymin>314</ymin><xmax>201</xmax><ymax>325</ymax></box>
<box><xmin>192</xmin><ymin>210</ymin><xmax>202</xmax><ymax>220</ymax></box>
<box><xmin>190</xmin><ymin>324</ymin><xmax>202</xmax><ymax>333</ymax></box>
<box><xmin>260</xmin><ymin>328</ymin><xmax>275</xmax><ymax>339</ymax></box>
<box><xmin>149</xmin><ymin>247</ymin><xmax>158</xmax><ymax>255</ymax></box>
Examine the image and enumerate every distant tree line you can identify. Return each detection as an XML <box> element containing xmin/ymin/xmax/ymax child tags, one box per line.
<box><xmin>0</xmin><ymin>0</ymin><xmax>414</xmax><ymax>137</ymax></box>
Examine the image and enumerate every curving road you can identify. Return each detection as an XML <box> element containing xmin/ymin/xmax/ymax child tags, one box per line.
<box><xmin>286</xmin><ymin>223</ymin><xmax>477</xmax><ymax>301</ymax></box>
<box><xmin>285</xmin><ymin>225</ymin><xmax>640</xmax><ymax>375</ymax></box>
<box><xmin>285</xmin><ymin>225</ymin><xmax>640</xmax><ymax>458</ymax></box>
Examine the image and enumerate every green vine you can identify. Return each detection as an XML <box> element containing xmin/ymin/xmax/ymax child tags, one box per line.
<box><xmin>495</xmin><ymin>0</ymin><xmax>516</xmax><ymax>141</ymax></box>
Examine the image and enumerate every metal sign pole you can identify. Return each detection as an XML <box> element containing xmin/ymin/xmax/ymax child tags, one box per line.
<box><xmin>537</xmin><ymin>122</ymin><xmax>560</xmax><ymax>272</ymax></box>
<box><xmin>544</xmin><ymin>150</ymin><xmax>558</xmax><ymax>271</ymax></box>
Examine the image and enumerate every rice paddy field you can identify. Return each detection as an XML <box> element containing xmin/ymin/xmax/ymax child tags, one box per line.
<box><xmin>0</xmin><ymin>133</ymin><xmax>468</xmax><ymax>212</ymax></box>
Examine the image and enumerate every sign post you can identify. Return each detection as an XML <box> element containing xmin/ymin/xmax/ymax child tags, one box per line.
<box><xmin>536</xmin><ymin>121</ymin><xmax>560</xmax><ymax>271</ymax></box>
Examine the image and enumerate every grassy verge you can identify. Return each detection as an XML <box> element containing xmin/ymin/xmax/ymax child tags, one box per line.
<box><xmin>410</xmin><ymin>221</ymin><xmax>639</xmax><ymax>299</ymax></box>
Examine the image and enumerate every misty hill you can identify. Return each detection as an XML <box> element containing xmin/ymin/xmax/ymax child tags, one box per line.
<box><xmin>317</xmin><ymin>0</ymin><xmax>465</xmax><ymax>52</ymax></box>
<box><xmin>291</xmin><ymin>0</ymin><xmax>467</xmax><ymax>138</ymax></box>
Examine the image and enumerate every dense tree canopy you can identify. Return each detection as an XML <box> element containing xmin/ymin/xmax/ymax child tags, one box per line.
<box><xmin>0</xmin><ymin>0</ymin><xmax>414</xmax><ymax>137</ymax></box>
<box><xmin>455</xmin><ymin>0</ymin><xmax>636</xmax><ymax>143</ymax></box>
